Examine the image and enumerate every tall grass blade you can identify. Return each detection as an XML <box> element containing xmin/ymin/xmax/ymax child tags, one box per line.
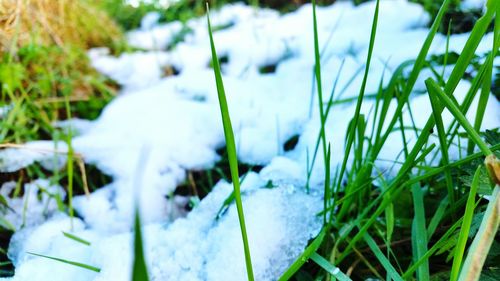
<box><xmin>312</xmin><ymin>0</ymin><xmax>327</xmax><ymax>174</ymax></box>
<box><xmin>337</xmin><ymin>0</ymin><xmax>380</xmax><ymax>220</ymax></box>
<box><xmin>450</xmin><ymin>166</ymin><xmax>481</xmax><ymax>281</ymax></box>
<box><xmin>206</xmin><ymin>4</ymin><xmax>254</xmax><ymax>280</ymax></box>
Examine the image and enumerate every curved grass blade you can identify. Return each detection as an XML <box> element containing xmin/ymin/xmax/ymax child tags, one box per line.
<box><xmin>206</xmin><ymin>4</ymin><xmax>254</xmax><ymax>280</ymax></box>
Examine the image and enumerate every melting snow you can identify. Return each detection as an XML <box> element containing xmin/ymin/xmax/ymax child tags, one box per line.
<box><xmin>0</xmin><ymin>0</ymin><xmax>497</xmax><ymax>280</ymax></box>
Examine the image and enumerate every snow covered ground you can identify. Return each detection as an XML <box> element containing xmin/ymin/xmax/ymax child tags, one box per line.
<box><xmin>0</xmin><ymin>0</ymin><xmax>498</xmax><ymax>280</ymax></box>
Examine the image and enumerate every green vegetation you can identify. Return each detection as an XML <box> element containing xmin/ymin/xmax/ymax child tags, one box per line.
<box><xmin>1</xmin><ymin>0</ymin><xmax>499</xmax><ymax>280</ymax></box>
<box><xmin>207</xmin><ymin>6</ymin><xmax>255</xmax><ymax>280</ymax></box>
<box><xmin>0</xmin><ymin>0</ymin><xmax>122</xmax><ymax>276</ymax></box>
<box><xmin>276</xmin><ymin>0</ymin><xmax>500</xmax><ymax>279</ymax></box>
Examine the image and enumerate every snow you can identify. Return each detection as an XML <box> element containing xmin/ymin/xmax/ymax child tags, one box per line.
<box><xmin>461</xmin><ymin>0</ymin><xmax>486</xmax><ymax>10</ymax></box>
<box><xmin>1</xmin><ymin>0</ymin><xmax>499</xmax><ymax>280</ymax></box>
<box><xmin>6</xmin><ymin>174</ymin><xmax>322</xmax><ymax>281</ymax></box>
<box><xmin>0</xmin><ymin>180</ymin><xmax>65</xmax><ymax>230</ymax></box>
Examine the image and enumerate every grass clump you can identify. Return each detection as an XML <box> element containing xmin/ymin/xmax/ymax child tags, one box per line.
<box><xmin>0</xmin><ymin>0</ymin><xmax>122</xmax><ymax>52</ymax></box>
<box><xmin>0</xmin><ymin>0</ymin><xmax>123</xmax><ymax>144</ymax></box>
<box><xmin>0</xmin><ymin>0</ymin><xmax>123</xmax><ymax>276</ymax></box>
<box><xmin>279</xmin><ymin>0</ymin><xmax>500</xmax><ymax>279</ymax></box>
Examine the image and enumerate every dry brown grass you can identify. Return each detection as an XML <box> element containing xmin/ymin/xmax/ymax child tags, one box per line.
<box><xmin>0</xmin><ymin>0</ymin><xmax>123</xmax><ymax>54</ymax></box>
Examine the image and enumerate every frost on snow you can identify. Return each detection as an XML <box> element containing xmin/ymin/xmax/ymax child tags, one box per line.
<box><xmin>0</xmin><ymin>0</ymin><xmax>498</xmax><ymax>280</ymax></box>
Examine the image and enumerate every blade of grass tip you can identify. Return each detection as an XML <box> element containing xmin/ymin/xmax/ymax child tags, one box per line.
<box><xmin>411</xmin><ymin>183</ymin><xmax>430</xmax><ymax>281</ymax></box>
<box><xmin>62</xmin><ymin>231</ymin><xmax>91</xmax><ymax>246</ymax></box>
<box><xmin>337</xmin><ymin>0</ymin><xmax>380</xmax><ymax>221</ymax></box>
<box><xmin>362</xmin><ymin>232</ymin><xmax>404</xmax><ymax>281</ymax></box>
<box><xmin>458</xmin><ymin>185</ymin><xmax>500</xmax><ymax>281</ymax></box>
<box><xmin>278</xmin><ymin>228</ymin><xmax>326</xmax><ymax>281</ymax></box>
<box><xmin>206</xmin><ymin>5</ymin><xmax>254</xmax><ymax>280</ymax></box>
<box><xmin>425</xmin><ymin>78</ymin><xmax>492</xmax><ymax>156</ymax></box>
<box><xmin>27</xmin><ymin>252</ymin><xmax>100</xmax><ymax>273</ymax></box>
<box><xmin>450</xmin><ymin>165</ymin><xmax>481</xmax><ymax>281</ymax></box>
<box><xmin>310</xmin><ymin>252</ymin><xmax>352</xmax><ymax>281</ymax></box>
<box><xmin>427</xmin><ymin>85</ymin><xmax>455</xmax><ymax>205</ymax></box>
<box><xmin>132</xmin><ymin>208</ymin><xmax>150</xmax><ymax>281</ymax></box>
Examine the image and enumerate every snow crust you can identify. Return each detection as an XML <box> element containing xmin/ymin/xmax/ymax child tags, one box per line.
<box><xmin>1</xmin><ymin>0</ymin><xmax>499</xmax><ymax>280</ymax></box>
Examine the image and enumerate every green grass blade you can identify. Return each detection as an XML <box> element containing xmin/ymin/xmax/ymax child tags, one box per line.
<box><xmin>363</xmin><ymin>233</ymin><xmax>403</xmax><ymax>281</ymax></box>
<box><xmin>458</xmin><ymin>185</ymin><xmax>500</xmax><ymax>281</ymax></box>
<box><xmin>450</xmin><ymin>166</ymin><xmax>481</xmax><ymax>281</ymax></box>
<box><xmin>468</xmin><ymin>7</ymin><xmax>499</xmax><ymax>154</ymax></box>
<box><xmin>375</xmin><ymin>0</ymin><xmax>452</xmax><ymax>156</ymax></box>
<box><xmin>312</xmin><ymin>0</ymin><xmax>327</xmax><ymax>171</ymax></box>
<box><xmin>337</xmin><ymin>0</ymin><xmax>380</xmax><ymax>221</ymax></box>
<box><xmin>132</xmin><ymin>208</ymin><xmax>150</xmax><ymax>281</ymax></box>
<box><xmin>427</xmin><ymin>85</ymin><xmax>455</xmax><ymax>204</ymax></box>
<box><xmin>27</xmin><ymin>252</ymin><xmax>100</xmax><ymax>273</ymax></box>
<box><xmin>402</xmin><ymin>216</ymin><xmax>463</xmax><ymax>278</ymax></box>
<box><xmin>468</xmin><ymin>59</ymin><xmax>492</xmax><ymax>155</ymax></box>
<box><xmin>62</xmin><ymin>231</ymin><xmax>91</xmax><ymax>246</ymax></box>
<box><xmin>425</xmin><ymin>78</ymin><xmax>492</xmax><ymax>156</ymax></box>
<box><xmin>310</xmin><ymin>252</ymin><xmax>352</xmax><ymax>281</ymax></box>
<box><xmin>444</xmin><ymin>0</ymin><xmax>498</xmax><ymax>95</ymax></box>
<box><xmin>411</xmin><ymin>183</ymin><xmax>430</xmax><ymax>281</ymax></box>
<box><xmin>206</xmin><ymin>5</ymin><xmax>254</xmax><ymax>280</ymax></box>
